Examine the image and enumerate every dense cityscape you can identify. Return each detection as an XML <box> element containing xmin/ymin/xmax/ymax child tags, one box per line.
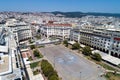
<box><xmin>0</xmin><ymin>11</ymin><xmax>120</xmax><ymax>80</ymax></box>
<box><xmin>0</xmin><ymin>0</ymin><xmax>120</xmax><ymax>80</ymax></box>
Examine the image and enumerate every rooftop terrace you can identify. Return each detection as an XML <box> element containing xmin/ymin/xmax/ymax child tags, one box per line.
<box><xmin>0</xmin><ymin>55</ymin><xmax>9</xmax><ymax>73</ymax></box>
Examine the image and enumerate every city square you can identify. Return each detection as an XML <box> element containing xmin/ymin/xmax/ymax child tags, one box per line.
<box><xmin>39</xmin><ymin>44</ymin><xmax>105</xmax><ymax>80</ymax></box>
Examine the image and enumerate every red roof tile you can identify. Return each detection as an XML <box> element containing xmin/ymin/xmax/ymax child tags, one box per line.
<box><xmin>22</xmin><ymin>53</ymin><xmax>27</xmax><ymax>58</ymax></box>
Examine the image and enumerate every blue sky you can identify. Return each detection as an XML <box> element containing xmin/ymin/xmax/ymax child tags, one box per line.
<box><xmin>0</xmin><ymin>0</ymin><xmax>120</xmax><ymax>13</ymax></box>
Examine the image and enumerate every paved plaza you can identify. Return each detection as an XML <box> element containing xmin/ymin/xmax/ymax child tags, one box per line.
<box><xmin>39</xmin><ymin>44</ymin><xmax>106</xmax><ymax>80</ymax></box>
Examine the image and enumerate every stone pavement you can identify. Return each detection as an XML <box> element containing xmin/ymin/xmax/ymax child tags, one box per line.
<box><xmin>26</xmin><ymin>65</ymin><xmax>44</xmax><ymax>80</ymax></box>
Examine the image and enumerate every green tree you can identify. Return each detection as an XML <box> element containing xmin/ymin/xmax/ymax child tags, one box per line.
<box><xmin>48</xmin><ymin>74</ymin><xmax>59</xmax><ymax>80</ymax></box>
<box><xmin>41</xmin><ymin>60</ymin><xmax>54</xmax><ymax>77</ymax></box>
<box><xmin>33</xmin><ymin>49</ymin><xmax>40</xmax><ymax>57</ymax></box>
<box><xmin>82</xmin><ymin>46</ymin><xmax>92</xmax><ymax>56</ymax></box>
<box><xmin>63</xmin><ymin>40</ymin><xmax>68</xmax><ymax>47</ymax></box>
<box><xmin>30</xmin><ymin>45</ymin><xmax>35</xmax><ymax>49</ymax></box>
<box><xmin>72</xmin><ymin>42</ymin><xmax>80</xmax><ymax>50</ymax></box>
<box><xmin>29</xmin><ymin>39</ymin><xmax>34</xmax><ymax>43</ymax></box>
<box><xmin>92</xmin><ymin>53</ymin><xmax>102</xmax><ymax>61</ymax></box>
<box><xmin>41</xmin><ymin>60</ymin><xmax>59</xmax><ymax>79</ymax></box>
<box><xmin>43</xmin><ymin>65</ymin><xmax>54</xmax><ymax>77</ymax></box>
<box><xmin>28</xmin><ymin>56</ymin><xmax>33</xmax><ymax>61</ymax></box>
<box><xmin>49</xmin><ymin>71</ymin><xmax>58</xmax><ymax>77</ymax></box>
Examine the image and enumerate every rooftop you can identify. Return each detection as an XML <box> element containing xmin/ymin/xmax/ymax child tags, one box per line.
<box><xmin>1</xmin><ymin>68</ymin><xmax>22</xmax><ymax>80</ymax></box>
<box><xmin>0</xmin><ymin>27</ymin><xmax>8</xmax><ymax>53</ymax></box>
<box><xmin>45</xmin><ymin>23</ymin><xmax>72</xmax><ymax>27</ymax></box>
<box><xmin>0</xmin><ymin>55</ymin><xmax>9</xmax><ymax>73</ymax></box>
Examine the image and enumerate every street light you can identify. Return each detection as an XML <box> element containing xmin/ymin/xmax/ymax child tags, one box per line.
<box><xmin>80</xmin><ymin>72</ymin><xmax>82</xmax><ymax>80</ymax></box>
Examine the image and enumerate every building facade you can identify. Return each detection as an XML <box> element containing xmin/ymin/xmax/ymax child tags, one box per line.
<box><xmin>40</xmin><ymin>23</ymin><xmax>73</xmax><ymax>39</ymax></box>
<box><xmin>6</xmin><ymin>19</ymin><xmax>32</xmax><ymax>42</ymax></box>
<box><xmin>70</xmin><ymin>26</ymin><xmax>120</xmax><ymax>59</ymax></box>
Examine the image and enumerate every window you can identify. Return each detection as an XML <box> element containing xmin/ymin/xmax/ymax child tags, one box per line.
<box><xmin>116</xmin><ymin>49</ymin><xmax>118</xmax><ymax>51</ymax></box>
<box><xmin>116</xmin><ymin>45</ymin><xmax>119</xmax><ymax>47</ymax></box>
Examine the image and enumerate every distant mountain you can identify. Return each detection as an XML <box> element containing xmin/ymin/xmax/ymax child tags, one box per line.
<box><xmin>86</xmin><ymin>12</ymin><xmax>120</xmax><ymax>18</ymax></box>
<box><xmin>52</xmin><ymin>11</ymin><xmax>86</xmax><ymax>18</ymax></box>
<box><xmin>52</xmin><ymin>11</ymin><xmax>120</xmax><ymax>18</ymax></box>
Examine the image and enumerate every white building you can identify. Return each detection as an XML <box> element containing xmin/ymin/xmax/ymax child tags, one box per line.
<box><xmin>70</xmin><ymin>25</ymin><xmax>120</xmax><ymax>59</ymax></box>
<box><xmin>30</xmin><ymin>23</ymin><xmax>40</xmax><ymax>37</ymax></box>
<box><xmin>41</xmin><ymin>23</ymin><xmax>73</xmax><ymax>39</ymax></box>
<box><xmin>5</xmin><ymin>19</ymin><xmax>32</xmax><ymax>42</ymax></box>
<box><xmin>0</xmin><ymin>27</ymin><xmax>22</xmax><ymax>80</ymax></box>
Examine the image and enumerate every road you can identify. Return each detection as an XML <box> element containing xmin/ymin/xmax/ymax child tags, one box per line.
<box><xmin>39</xmin><ymin>44</ymin><xmax>106</xmax><ymax>80</ymax></box>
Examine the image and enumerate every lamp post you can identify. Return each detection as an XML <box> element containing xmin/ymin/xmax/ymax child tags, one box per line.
<box><xmin>80</xmin><ymin>72</ymin><xmax>81</xmax><ymax>80</ymax></box>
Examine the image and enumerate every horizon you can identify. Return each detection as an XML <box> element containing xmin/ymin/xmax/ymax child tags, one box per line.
<box><xmin>1</xmin><ymin>11</ymin><xmax>120</xmax><ymax>14</ymax></box>
<box><xmin>0</xmin><ymin>0</ymin><xmax>120</xmax><ymax>14</ymax></box>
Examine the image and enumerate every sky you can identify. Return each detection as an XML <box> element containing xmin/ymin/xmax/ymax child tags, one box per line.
<box><xmin>0</xmin><ymin>0</ymin><xmax>120</xmax><ymax>13</ymax></box>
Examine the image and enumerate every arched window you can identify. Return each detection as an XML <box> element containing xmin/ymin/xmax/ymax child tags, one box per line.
<box><xmin>119</xmin><ymin>54</ymin><xmax>120</xmax><ymax>59</ymax></box>
<box><xmin>114</xmin><ymin>53</ymin><xmax>118</xmax><ymax>57</ymax></box>
<box><xmin>111</xmin><ymin>51</ymin><xmax>114</xmax><ymax>56</ymax></box>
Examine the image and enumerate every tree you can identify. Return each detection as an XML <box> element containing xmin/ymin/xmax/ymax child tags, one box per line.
<box><xmin>63</xmin><ymin>40</ymin><xmax>68</xmax><ymax>47</ymax></box>
<box><xmin>29</xmin><ymin>39</ymin><xmax>33</xmax><ymax>43</ymax></box>
<box><xmin>41</xmin><ymin>60</ymin><xmax>54</xmax><ymax>77</ymax></box>
<box><xmin>72</xmin><ymin>42</ymin><xmax>80</xmax><ymax>50</ymax></box>
<box><xmin>28</xmin><ymin>56</ymin><xmax>33</xmax><ymax>61</ymax></box>
<box><xmin>43</xmin><ymin>65</ymin><xmax>54</xmax><ymax>77</ymax></box>
<box><xmin>48</xmin><ymin>74</ymin><xmax>59</xmax><ymax>80</ymax></box>
<box><xmin>82</xmin><ymin>46</ymin><xmax>92</xmax><ymax>56</ymax></box>
<box><xmin>33</xmin><ymin>49</ymin><xmax>40</xmax><ymax>57</ymax></box>
<box><xmin>33</xmin><ymin>49</ymin><xmax>43</xmax><ymax>58</ymax></box>
<box><xmin>92</xmin><ymin>53</ymin><xmax>102</xmax><ymax>61</ymax></box>
<box><xmin>41</xmin><ymin>60</ymin><xmax>59</xmax><ymax>79</ymax></box>
<box><xmin>30</xmin><ymin>45</ymin><xmax>35</xmax><ymax>49</ymax></box>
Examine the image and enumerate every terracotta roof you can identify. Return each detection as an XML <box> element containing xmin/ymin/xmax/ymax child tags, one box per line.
<box><xmin>22</xmin><ymin>51</ymin><xmax>31</xmax><ymax>58</ymax></box>
<box><xmin>44</xmin><ymin>23</ymin><xmax>72</xmax><ymax>27</ymax></box>
<box><xmin>114</xmin><ymin>37</ymin><xmax>120</xmax><ymax>41</ymax></box>
<box><xmin>48</xmin><ymin>21</ymin><xmax>54</xmax><ymax>24</ymax></box>
<box><xmin>22</xmin><ymin>53</ymin><xmax>27</xmax><ymax>58</ymax></box>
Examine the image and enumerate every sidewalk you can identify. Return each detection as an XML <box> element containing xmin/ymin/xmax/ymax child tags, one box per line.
<box><xmin>26</xmin><ymin>65</ymin><xmax>44</xmax><ymax>80</ymax></box>
<box><xmin>106</xmin><ymin>70</ymin><xmax>120</xmax><ymax>74</ymax></box>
